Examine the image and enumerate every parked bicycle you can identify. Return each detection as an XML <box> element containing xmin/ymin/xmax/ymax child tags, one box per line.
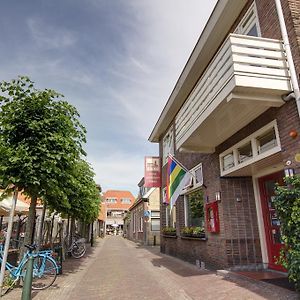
<box><xmin>64</xmin><ymin>234</ymin><xmax>86</xmax><ymax>259</ymax></box>
<box><xmin>0</xmin><ymin>243</ymin><xmax>59</xmax><ymax>291</ymax></box>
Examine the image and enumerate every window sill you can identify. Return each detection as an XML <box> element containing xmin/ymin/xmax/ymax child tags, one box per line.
<box><xmin>162</xmin><ymin>234</ymin><xmax>177</xmax><ymax>238</ymax></box>
<box><xmin>180</xmin><ymin>236</ymin><xmax>207</xmax><ymax>241</ymax></box>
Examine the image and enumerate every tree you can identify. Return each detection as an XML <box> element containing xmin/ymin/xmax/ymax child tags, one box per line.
<box><xmin>0</xmin><ymin>76</ymin><xmax>86</xmax><ymax>247</ymax></box>
<box><xmin>45</xmin><ymin>158</ymin><xmax>100</xmax><ymax>223</ymax></box>
<box><xmin>274</xmin><ymin>175</ymin><xmax>300</xmax><ymax>290</ymax></box>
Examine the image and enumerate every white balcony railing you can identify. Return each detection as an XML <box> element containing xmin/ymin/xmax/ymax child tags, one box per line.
<box><xmin>175</xmin><ymin>34</ymin><xmax>291</xmax><ymax>152</ymax></box>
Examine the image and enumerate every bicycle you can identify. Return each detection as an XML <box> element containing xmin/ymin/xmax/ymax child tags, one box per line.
<box><xmin>0</xmin><ymin>243</ymin><xmax>59</xmax><ymax>290</ymax></box>
<box><xmin>63</xmin><ymin>234</ymin><xmax>86</xmax><ymax>259</ymax></box>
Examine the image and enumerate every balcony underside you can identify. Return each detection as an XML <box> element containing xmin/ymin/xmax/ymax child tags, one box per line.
<box><xmin>221</xmin><ymin>152</ymin><xmax>283</xmax><ymax>177</ymax></box>
<box><xmin>178</xmin><ymin>77</ymin><xmax>287</xmax><ymax>153</ymax></box>
<box><xmin>176</xmin><ymin>34</ymin><xmax>291</xmax><ymax>154</ymax></box>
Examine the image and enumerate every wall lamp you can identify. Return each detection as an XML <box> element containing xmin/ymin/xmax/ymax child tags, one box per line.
<box><xmin>284</xmin><ymin>168</ymin><xmax>294</xmax><ymax>177</ymax></box>
<box><xmin>215</xmin><ymin>191</ymin><xmax>221</xmax><ymax>201</ymax></box>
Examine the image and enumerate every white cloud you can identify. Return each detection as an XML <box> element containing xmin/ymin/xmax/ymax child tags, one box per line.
<box><xmin>27</xmin><ymin>17</ymin><xmax>77</xmax><ymax>49</ymax></box>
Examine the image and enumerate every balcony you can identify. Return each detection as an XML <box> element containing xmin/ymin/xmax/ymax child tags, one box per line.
<box><xmin>175</xmin><ymin>34</ymin><xmax>291</xmax><ymax>153</ymax></box>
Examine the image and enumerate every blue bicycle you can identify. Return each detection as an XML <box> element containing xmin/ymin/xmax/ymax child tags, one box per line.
<box><xmin>0</xmin><ymin>243</ymin><xmax>59</xmax><ymax>290</ymax></box>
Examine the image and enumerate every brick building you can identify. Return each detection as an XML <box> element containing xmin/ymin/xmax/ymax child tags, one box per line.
<box><xmin>103</xmin><ymin>190</ymin><xmax>135</xmax><ymax>235</ymax></box>
<box><xmin>149</xmin><ymin>0</ymin><xmax>300</xmax><ymax>271</ymax></box>
<box><xmin>125</xmin><ymin>178</ymin><xmax>160</xmax><ymax>245</ymax></box>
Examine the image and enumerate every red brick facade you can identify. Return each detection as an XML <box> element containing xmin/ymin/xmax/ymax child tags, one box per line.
<box><xmin>158</xmin><ymin>0</ymin><xmax>300</xmax><ymax>270</ymax></box>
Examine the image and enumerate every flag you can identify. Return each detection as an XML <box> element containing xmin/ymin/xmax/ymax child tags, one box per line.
<box><xmin>166</xmin><ymin>156</ymin><xmax>191</xmax><ymax>209</ymax></box>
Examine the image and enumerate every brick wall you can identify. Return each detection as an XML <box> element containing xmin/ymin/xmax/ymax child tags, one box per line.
<box><xmin>159</xmin><ymin>0</ymin><xmax>300</xmax><ymax>270</ymax></box>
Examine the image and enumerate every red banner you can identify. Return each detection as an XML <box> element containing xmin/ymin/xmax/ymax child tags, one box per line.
<box><xmin>144</xmin><ymin>156</ymin><xmax>161</xmax><ymax>187</ymax></box>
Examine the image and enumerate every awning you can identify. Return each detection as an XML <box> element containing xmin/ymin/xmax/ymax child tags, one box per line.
<box><xmin>0</xmin><ymin>195</ymin><xmax>29</xmax><ymax>216</ymax></box>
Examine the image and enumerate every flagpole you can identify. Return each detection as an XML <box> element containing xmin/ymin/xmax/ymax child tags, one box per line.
<box><xmin>168</xmin><ymin>154</ymin><xmax>190</xmax><ymax>173</ymax></box>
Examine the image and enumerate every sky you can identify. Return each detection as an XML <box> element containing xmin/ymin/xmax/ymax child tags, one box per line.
<box><xmin>0</xmin><ymin>0</ymin><xmax>217</xmax><ymax>196</ymax></box>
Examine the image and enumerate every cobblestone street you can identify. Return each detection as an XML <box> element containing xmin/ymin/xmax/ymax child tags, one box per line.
<box><xmin>3</xmin><ymin>236</ymin><xmax>299</xmax><ymax>300</ymax></box>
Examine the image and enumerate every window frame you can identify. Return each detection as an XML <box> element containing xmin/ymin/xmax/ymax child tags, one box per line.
<box><xmin>183</xmin><ymin>188</ymin><xmax>205</xmax><ymax>228</ymax></box>
<box><xmin>234</xmin><ymin>3</ymin><xmax>261</xmax><ymax>37</ymax></box>
<box><xmin>219</xmin><ymin>120</ymin><xmax>281</xmax><ymax>176</ymax></box>
<box><xmin>162</xmin><ymin>126</ymin><xmax>174</xmax><ymax>166</ymax></box>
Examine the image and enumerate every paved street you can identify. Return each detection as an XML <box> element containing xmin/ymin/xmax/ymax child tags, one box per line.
<box><xmin>3</xmin><ymin>236</ymin><xmax>299</xmax><ymax>300</ymax></box>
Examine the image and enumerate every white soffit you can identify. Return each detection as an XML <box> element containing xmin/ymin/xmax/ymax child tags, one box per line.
<box><xmin>149</xmin><ymin>0</ymin><xmax>248</xmax><ymax>143</ymax></box>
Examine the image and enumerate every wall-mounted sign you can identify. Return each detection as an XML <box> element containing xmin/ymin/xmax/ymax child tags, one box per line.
<box><xmin>144</xmin><ymin>156</ymin><xmax>161</xmax><ymax>187</ymax></box>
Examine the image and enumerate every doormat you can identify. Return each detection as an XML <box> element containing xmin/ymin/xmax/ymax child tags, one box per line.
<box><xmin>261</xmin><ymin>277</ymin><xmax>296</xmax><ymax>292</ymax></box>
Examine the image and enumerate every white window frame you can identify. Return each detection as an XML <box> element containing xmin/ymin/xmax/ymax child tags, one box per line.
<box><xmin>151</xmin><ymin>211</ymin><xmax>160</xmax><ymax>231</ymax></box>
<box><xmin>162</xmin><ymin>126</ymin><xmax>174</xmax><ymax>165</ymax></box>
<box><xmin>219</xmin><ymin>120</ymin><xmax>281</xmax><ymax>176</ymax></box>
<box><xmin>133</xmin><ymin>212</ymin><xmax>136</xmax><ymax>233</ymax></box>
<box><xmin>182</xmin><ymin>163</ymin><xmax>203</xmax><ymax>194</ymax></box>
<box><xmin>234</xmin><ymin>3</ymin><xmax>261</xmax><ymax>37</ymax></box>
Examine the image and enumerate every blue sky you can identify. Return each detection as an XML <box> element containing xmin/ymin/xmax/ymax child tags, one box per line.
<box><xmin>0</xmin><ymin>0</ymin><xmax>217</xmax><ymax>196</ymax></box>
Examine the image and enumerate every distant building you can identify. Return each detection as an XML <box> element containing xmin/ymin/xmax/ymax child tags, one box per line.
<box><xmin>103</xmin><ymin>190</ymin><xmax>135</xmax><ymax>235</ymax></box>
<box><xmin>126</xmin><ymin>178</ymin><xmax>160</xmax><ymax>245</ymax></box>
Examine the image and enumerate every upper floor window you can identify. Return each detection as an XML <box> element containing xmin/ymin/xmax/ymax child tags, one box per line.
<box><xmin>106</xmin><ymin>198</ymin><xmax>117</xmax><ymax>203</ymax></box>
<box><xmin>121</xmin><ymin>198</ymin><xmax>132</xmax><ymax>204</ymax></box>
<box><xmin>234</xmin><ymin>3</ymin><xmax>260</xmax><ymax>37</ymax></box>
<box><xmin>220</xmin><ymin>120</ymin><xmax>281</xmax><ymax>176</ymax></box>
<box><xmin>162</xmin><ymin>126</ymin><xmax>174</xmax><ymax>165</ymax></box>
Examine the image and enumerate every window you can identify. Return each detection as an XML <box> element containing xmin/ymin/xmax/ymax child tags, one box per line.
<box><xmin>219</xmin><ymin>120</ymin><xmax>281</xmax><ymax>176</ymax></box>
<box><xmin>151</xmin><ymin>211</ymin><xmax>160</xmax><ymax>231</ymax></box>
<box><xmin>234</xmin><ymin>3</ymin><xmax>260</xmax><ymax>37</ymax></box>
<box><xmin>222</xmin><ymin>152</ymin><xmax>234</xmax><ymax>171</ymax></box>
<box><xmin>257</xmin><ymin>128</ymin><xmax>277</xmax><ymax>154</ymax></box>
<box><xmin>139</xmin><ymin>216</ymin><xmax>143</xmax><ymax>232</ymax></box>
<box><xmin>184</xmin><ymin>189</ymin><xmax>204</xmax><ymax>227</ymax></box>
<box><xmin>162</xmin><ymin>126</ymin><xmax>174</xmax><ymax>165</ymax></box>
<box><xmin>166</xmin><ymin>205</ymin><xmax>176</xmax><ymax>228</ymax></box>
<box><xmin>106</xmin><ymin>198</ymin><xmax>117</xmax><ymax>203</ymax></box>
<box><xmin>121</xmin><ymin>198</ymin><xmax>132</xmax><ymax>204</ymax></box>
<box><xmin>133</xmin><ymin>213</ymin><xmax>136</xmax><ymax>233</ymax></box>
<box><xmin>238</xmin><ymin>142</ymin><xmax>252</xmax><ymax>163</ymax></box>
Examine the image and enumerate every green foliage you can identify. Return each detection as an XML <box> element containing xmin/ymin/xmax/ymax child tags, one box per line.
<box><xmin>181</xmin><ymin>226</ymin><xmax>205</xmax><ymax>237</ymax></box>
<box><xmin>274</xmin><ymin>175</ymin><xmax>300</xmax><ymax>290</ymax></box>
<box><xmin>0</xmin><ymin>76</ymin><xmax>86</xmax><ymax>201</ymax></box>
<box><xmin>162</xmin><ymin>227</ymin><xmax>176</xmax><ymax>235</ymax></box>
<box><xmin>0</xmin><ymin>76</ymin><xmax>100</xmax><ymax>223</ymax></box>
<box><xmin>188</xmin><ymin>190</ymin><xmax>204</xmax><ymax>220</ymax></box>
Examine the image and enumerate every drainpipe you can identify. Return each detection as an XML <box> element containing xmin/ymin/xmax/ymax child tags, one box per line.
<box><xmin>274</xmin><ymin>0</ymin><xmax>300</xmax><ymax>118</ymax></box>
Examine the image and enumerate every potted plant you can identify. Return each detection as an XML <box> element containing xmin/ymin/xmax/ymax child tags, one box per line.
<box><xmin>192</xmin><ymin>226</ymin><xmax>205</xmax><ymax>238</ymax></box>
<box><xmin>162</xmin><ymin>227</ymin><xmax>177</xmax><ymax>236</ymax></box>
<box><xmin>181</xmin><ymin>226</ymin><xmax>205</xmax><ymax>238</ymax></box>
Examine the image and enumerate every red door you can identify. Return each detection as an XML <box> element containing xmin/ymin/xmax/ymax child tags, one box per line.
<box><xmin>258</xmin><ymin>171</ymin><xmax>285</xmax><ymax>271</ymax></box>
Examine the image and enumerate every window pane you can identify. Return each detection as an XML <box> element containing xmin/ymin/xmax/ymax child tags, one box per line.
<box><xmin>151</xmin><ymin>219</ymin><xmax>160</xmax><ymax>231</ymax></box>
<box><xmin>223</xmin><ymin>153</ymin><xmax>234</xmax><ymax>171</ymax></box>
<box><xmin>186</xmin><ymin>190</ymin><xmax>204</xmax><ymax>227</ymax></box>
<box><xmin>238</xmin><ymin>142</ymin><xmax>252</xmax><ymax>163</ymax></box>
<box><xmin>257</xmin><ymin>128</ymin><xmax>277</xmax><ymax>154</ymax></box>
<box><xmin>151</xmin><ymin>211</ymin><xmax>160</xmax><ymax>218</ymax></box>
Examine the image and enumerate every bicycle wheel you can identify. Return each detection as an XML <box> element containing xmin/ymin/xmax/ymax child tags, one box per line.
<box><xmin>22</xmin><ymin>255</ymin><xmax>58</xmax><ymax>290</ymax></box>
<box><xmin>71</xmin><ymin>241</ymin><xmax>86</xmax><ymax>259</ymax></box>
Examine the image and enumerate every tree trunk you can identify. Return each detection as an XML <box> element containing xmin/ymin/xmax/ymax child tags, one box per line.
<box><xmin>21</xmin><ymin>196</ymin><xmax>37</xmax><ymax>256</ymax></box>
<box><xmin>37</xmin><ymin>203</ymin><xmax>47</xmax><ymax>250</ymax></box>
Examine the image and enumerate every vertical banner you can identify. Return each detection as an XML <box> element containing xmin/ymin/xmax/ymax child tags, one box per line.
<box><xmin>144</xmin><ymin>156</ymin><xmax>161</xmax><ymax>187</ymax></box>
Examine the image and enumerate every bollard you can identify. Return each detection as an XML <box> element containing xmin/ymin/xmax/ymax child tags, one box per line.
<box><xmin>21</xmin><ymin>256</ymin><xmax>34</xmax><ymax>300</ymax></box>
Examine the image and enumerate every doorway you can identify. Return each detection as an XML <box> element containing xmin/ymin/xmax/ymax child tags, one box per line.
<box><xmin>258</xmin><ymin>171</ymin><xmax>285</xmax><ymax>271</ymax></box>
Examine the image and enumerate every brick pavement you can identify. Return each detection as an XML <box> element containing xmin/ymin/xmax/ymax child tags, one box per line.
<box><xmin>2</xmin><ymin>236</ymin><xmax>299</xmax><ymax>300</ymax></box>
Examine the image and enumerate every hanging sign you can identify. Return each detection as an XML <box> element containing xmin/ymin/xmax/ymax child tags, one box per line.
<box><xmin>144</xmin><ymin>156</ymin><xmax>161</xmax><ymax>187</ymax></box>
